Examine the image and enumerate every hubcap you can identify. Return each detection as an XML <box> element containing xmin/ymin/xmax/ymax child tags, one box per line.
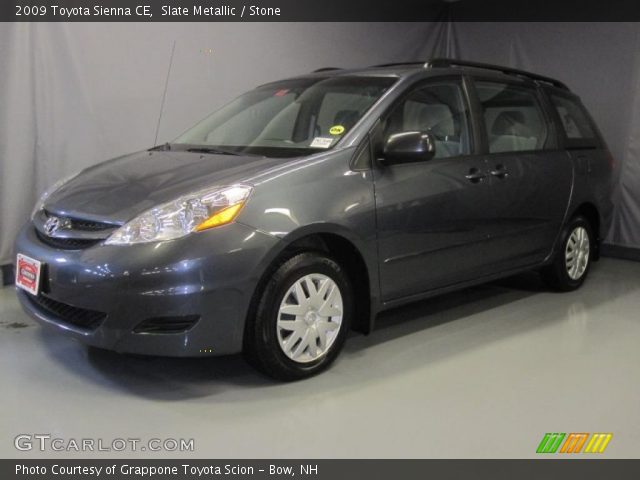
<box><xmin>565</xmin><ymin>226</ymin><xmax>590</xmax><ymax>280</ymax></box>
<box><xmin>276</xmin><ymin>273</ymin><xmax>343</xmax><ymax>364</ymax></box>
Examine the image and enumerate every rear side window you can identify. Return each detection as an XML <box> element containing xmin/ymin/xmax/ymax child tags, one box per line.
<box><xmin>549</xmin><ymin>93</ymin><xmax>598</xmax><ymax>147</ymax></box>
<box><xmin>476</xmin><ymin>81</ymin><xmax>548</xmax><ymax>153</ymax></box>
<box><xmin>383</xmin><ymin>81</ymin><xmax>471</xmax><ymax>159</ymax></box>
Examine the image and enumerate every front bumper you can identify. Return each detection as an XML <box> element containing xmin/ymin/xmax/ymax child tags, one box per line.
<box><xmin>14</xmin><ymin>222</ymin><xmax>280</xmax><ymax>356</ymax></box>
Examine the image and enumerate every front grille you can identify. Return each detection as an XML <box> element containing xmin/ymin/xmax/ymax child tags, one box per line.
<box><xmin>35</xmin><ymin>210</ymin><xmax>116</xmax><ymax>250</ymax></box>
<box><xmin>35</xmin><ymin>229</ymin><xmax>101</xmax><ymax>250</ymax></box>
<box><xmin>44</xmin><ymin>210</ymin><xmax>116</xmax><ymax>232</ymax></box>
<box><xmin>25</xmin><ymin>293</ymin><xmax>107</xmax><ymax>331</ymax></box>
<box><xmin>133</xmin><ymin>315</ymin><xmax>200</xmax><ymax>334</ymax></box>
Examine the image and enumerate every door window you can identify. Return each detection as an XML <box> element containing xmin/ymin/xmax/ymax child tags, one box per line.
<box><xmin>383</xmin><ymin>82</ymin><xmax>471</xmax><ymax>159</ymax></box>
<box><xmin>476</xmin><ymin>82</ymin><xmax>548</xmax><ymax>153</ymax></box>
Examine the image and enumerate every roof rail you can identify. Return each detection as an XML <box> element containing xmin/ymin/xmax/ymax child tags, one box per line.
<box><xmin>425</xmin><ymin>58</ymin><xmax>569</xmax><ymax>90</ymax></box>
<box><xmin>370</xmin><ymin>62</ymin><xmax>425</xmax><ymax>68</ymax></box>
<box><xmin>312</xmin><ymin>67</ymin><xmax>342</xmax><ymax>72</ymax></box>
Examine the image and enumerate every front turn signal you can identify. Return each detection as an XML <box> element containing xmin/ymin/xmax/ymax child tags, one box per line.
<box><xmin>194</xmin><ymin>202</ymin><xmax>245</xmax><ymax>232</ymax></box>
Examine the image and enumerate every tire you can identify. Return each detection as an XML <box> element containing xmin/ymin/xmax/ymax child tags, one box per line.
<box><xmin>542</xmin><ymin>215</ymin><xmax>594</xmax><ymax>291</ymax></box>
<box><xmin>243</xmin><ymin>252</ymin><xmax>353</xmax><ymax>381</ymax></box>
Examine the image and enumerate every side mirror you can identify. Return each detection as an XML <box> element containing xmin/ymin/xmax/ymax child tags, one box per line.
<box><xmin>381</xmin><ymin>131</ymin><xmax>436</xmax><ymax>165</ymax></box>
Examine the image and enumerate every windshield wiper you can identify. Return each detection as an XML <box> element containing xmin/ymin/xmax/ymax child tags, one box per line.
<box><xmin>187</xmin><ymin>147</ymin><xmax>241</xmax><ymax>156</ymax></box>
<box><xmin>149</xmin><ymin>142</ymin><xmax>172</xmax><ymax>151</ymax></box>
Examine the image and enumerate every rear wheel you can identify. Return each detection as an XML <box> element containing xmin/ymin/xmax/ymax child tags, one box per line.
<box><xmin>542</xmin><ymin>215</ymin><xmax>593</xmax><ymax>291</ymax></box>
<box><xmin>244</xmin><ymin>252</ymin><xmax>352</xmax><ymax>381</ymax></box>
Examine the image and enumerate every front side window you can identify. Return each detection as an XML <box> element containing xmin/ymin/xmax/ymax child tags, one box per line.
<box><xmin>173</xmin><ymin>76</ymin><xmax>396</xmax><ymax>158</ymax></box>
<box><xmin>383</xmin><ymin>81</ymin><xmax>471</xmax><ymax>159</ymax></box>
<box><xmin>476</xmin><ymin>81</ymin><xmax>548</xmax><ymax>153</ymax></box>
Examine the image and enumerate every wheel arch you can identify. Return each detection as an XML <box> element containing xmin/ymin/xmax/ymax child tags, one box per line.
<box><xmin>570</xmin><ymin>202</ymin><xmax>601</xmax><ymax>260</ymax></box>
<box><xmin>243</xmin><ymin>225</ymin><xmax>377</xmax><ymax>347</ymax></box>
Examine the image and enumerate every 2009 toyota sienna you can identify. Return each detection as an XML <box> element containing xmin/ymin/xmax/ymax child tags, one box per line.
<box><xmin>14</xmin><ymin>59</ymin><xmax>614</xmax><ymax>380</ymax></box>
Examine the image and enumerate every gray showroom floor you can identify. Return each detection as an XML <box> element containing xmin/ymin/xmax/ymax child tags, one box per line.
<box><xmin>1</xmin><ymin>258</ymin><xmax>639</xmax><ymax>458</ymax></box>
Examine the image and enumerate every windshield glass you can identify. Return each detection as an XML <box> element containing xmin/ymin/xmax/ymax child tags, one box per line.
<box><xmin>173</xmin><ymin>76</ymin><xmax>397</xmax><ymax>158</ymax></box>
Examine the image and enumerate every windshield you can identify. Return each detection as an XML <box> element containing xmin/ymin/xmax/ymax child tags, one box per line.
<box><xmin>173</xmin><ymin>76</ymin><xmax>397</xmax><ymax>158</ymax></box>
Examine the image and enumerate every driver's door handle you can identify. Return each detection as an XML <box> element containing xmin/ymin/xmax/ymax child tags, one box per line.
<box><xmin>490</xmin><ymin>164</ymin><xmax>509</xmax><ymax>179</ymax></box>
<box><xmin>465</xmin><ymin>168</ymin><xmax>486</xmax><ymax>183</ymax></box>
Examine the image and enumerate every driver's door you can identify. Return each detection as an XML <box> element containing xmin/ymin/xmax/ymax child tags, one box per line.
<box><xmin>373</xmin><ymin>77</ymin><xmax>496</xmax><ymax>302</ymax></box>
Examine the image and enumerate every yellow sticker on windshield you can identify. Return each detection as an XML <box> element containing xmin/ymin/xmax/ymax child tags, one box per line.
<box><xmin>329</xmin><ymin>125</ymin><xmax>345</xmax><ymax>135</ymax></box>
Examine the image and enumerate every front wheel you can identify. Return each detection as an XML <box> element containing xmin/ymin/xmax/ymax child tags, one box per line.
<box><xmin>542</xmin><ymin>216</ymin><xmax>594</xmax><ymax>291</ymax></box>
<box><xmin>244</xmin><ymin>252</ymin><xmax>353</xmax><ymax>381</ymax></box>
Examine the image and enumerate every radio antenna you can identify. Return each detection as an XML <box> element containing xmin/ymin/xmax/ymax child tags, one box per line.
<box><xmin>154</xmin><ymin>40</ymin><xmax>176</xmax><ymax>146</ymax></box>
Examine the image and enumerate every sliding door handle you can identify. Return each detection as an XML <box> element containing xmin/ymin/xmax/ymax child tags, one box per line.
<box><xmin>490</xmin><ymin>164</ymin><xmax>509</xmax><ymax>179</ymax></box>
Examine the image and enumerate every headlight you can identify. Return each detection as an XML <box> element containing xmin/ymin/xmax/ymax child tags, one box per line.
<box><xmin>105</xmin><ymin>185</ymin><xmax>252</xmax><ymax>245</ymax></box>
<box><xmin>31</xmin><ymin>172</ymin><xmax>81</xmax><ymax>219</ymax></box>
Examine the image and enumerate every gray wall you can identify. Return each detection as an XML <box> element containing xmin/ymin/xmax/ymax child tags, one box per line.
<box><xmin>0</xmin><ymin>22</ymin><xmax>449</xmax><ymax>265</ymax></box>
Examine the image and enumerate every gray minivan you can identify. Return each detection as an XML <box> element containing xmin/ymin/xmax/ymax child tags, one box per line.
<box><xmin>14</xmin><ymin>59</ymin><xmax>614</xmax><ymax>380</ymax></box>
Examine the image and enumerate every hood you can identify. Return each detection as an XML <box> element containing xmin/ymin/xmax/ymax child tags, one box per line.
<box><xmin>44</xmin><ymin>150</ymin><xmax>286</xmax><ymax>224</ymax></box>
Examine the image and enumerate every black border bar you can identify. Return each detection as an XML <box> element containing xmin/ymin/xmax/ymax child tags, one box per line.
<box><xmin>4</xmin><ymin>0</ymin><xmax>640</xmax><ymax>22</ymax></box>
<box><xmin>4</xmin><ymin>459</ymin><xmax>640</xmax><ymax>480</ymax></box>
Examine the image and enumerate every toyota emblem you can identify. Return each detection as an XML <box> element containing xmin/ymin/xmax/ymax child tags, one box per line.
<box><xmin>44</xmin><ymin>216</ymin><xmax>62</xmax><ymax>236</ymax></box>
